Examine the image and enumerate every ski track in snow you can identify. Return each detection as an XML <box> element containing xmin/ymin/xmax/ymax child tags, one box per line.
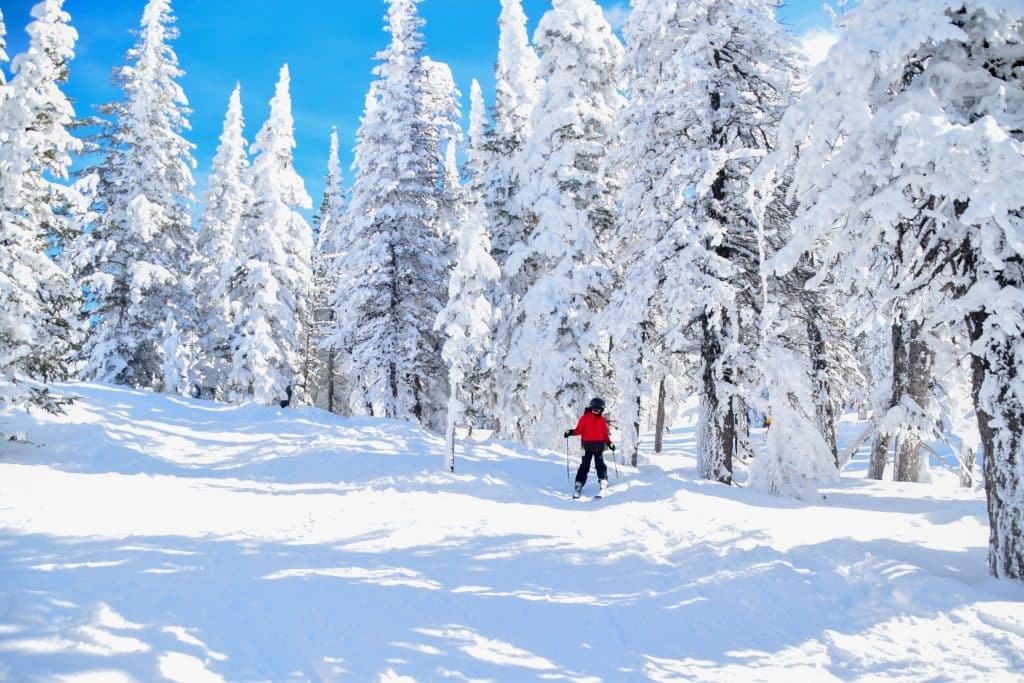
<box><xmin>0</xmin><ymin>383</ymin><xmax>1022</xmax><ymax>682</ymax></box>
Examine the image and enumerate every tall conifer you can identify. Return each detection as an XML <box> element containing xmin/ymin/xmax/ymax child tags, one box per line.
<box><xmin>194</xmin><ymin>84</ymin><xmax>249</xmax><ymax>398</ymax></box>
<box><xmin>499</xmin><ymin>0</ymin><xmax>624</xmax><ymax>447</ymax></box>
<box><xmin>77</xmin><ymin>0</ymin><xmax>198</xmax><ymax>393</ymax></box>
<box><xmin>0</xmin><ymin>0</ymin><xmax>85</xmax><ymax>411</ymax></box>
<box><xmin>224</xmin><ymin>65</ymin><xmax>313</xmax><ymax>406</ymax></box>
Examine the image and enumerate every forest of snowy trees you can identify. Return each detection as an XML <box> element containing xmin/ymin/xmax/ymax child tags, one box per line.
<box><xmin>0</xmin><ymin>0</ymin><xmax>1021</xmax><ymax>580</ymax></box>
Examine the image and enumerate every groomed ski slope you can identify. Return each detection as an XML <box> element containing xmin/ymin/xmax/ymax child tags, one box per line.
<box><xmin>1</xmin><ymin>384</ymin><xmax>1022</xmax><ymax>682</ymax></box>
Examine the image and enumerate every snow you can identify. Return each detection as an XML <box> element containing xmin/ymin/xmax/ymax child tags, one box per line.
<box><xmin>1</xmin><ymin>383</ymin><xmax>1022</xmax><ymax>681</ymax></box>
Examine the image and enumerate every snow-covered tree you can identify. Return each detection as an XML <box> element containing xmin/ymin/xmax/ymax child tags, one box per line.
<box><xmin>765</xmin><ymin>1</ymin><xmax>1023</xmax><ymax>578</ymax></box>
<box><xmin>194</xmin><ymin>84</ymin><xmax>250</xmax><ymax>399</ymax></box>
<box><xmin>325</xmin><ymin>0</ymin><xmax>456</xmax><ymax>429</ymax></box>
<box><xmin>603</xmin><ymin>0</ymin><xmax>701</xmax><ymax>467</ymax></box>
<box><xmin>0</xmin><ymin>0</ymin><xmax>85</xmax><ymax>412</ymax></box>
<box><xmin>484</xmin><ymin>0</ymin><xmax>541</xmax><ymax>264</ymax></box>
<box><xmin>611</xmin><ymin>0</ymin><xmax>800</xmax><ymax>484</ymax></box>
<box><xmin>224</xmin><ymin>65</ymin><xmax>313</xmax><ymax>406</ymax></box>
<box><xmin>0</xmin><ymin>9</ymin><xmax>8</xmax><ymax>86</ymax></box>
<box><xmin>75</xmin><ymin>0</ymin><xmax>197</xmax><ymax>394</ymax></box>
<box><xmin>437</xmin><ymin>79</ymin><xmax>500</xmax><ymax>470</ymax></box>
<box><xmin>497</xmin><ymin>0</ymin><xmax>624</xmax><ymax>448</ymax></box>
<box><xmin>474</xmin><ymin>0</ymin><xmax>544</xmax><ymax>435</ymax></box>
<box><xmin>308</xmin><ymin>127</ymin><xmax>348</xmax><ymax>413</ymax></box>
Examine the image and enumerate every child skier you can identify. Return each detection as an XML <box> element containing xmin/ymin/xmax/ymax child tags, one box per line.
<box><xmin>564</xmin><ymin>397</ymin><xmax>615</xmax><ymax>499</ymax></box>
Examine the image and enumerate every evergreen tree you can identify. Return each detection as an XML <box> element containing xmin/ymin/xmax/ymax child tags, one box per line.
<box><xmin>76</xmin><ymin>0</ymin><xmax>198</xmax><ymax>394</ymax></box>
<box><xmin>0</xmin><ymin>9</ymin><xmax>8</xmax><ymax>86</ymax></box>
<box><xmin>633</xmin><ymin>0</ymin><xmax>801</xmax><ymax>485</ymax></box>
<box><xmin>499</xmin><ymin>0</ymin><xmax>624</xmax><ymax>448</ymax></box>
<box><xmin>194</xmin><ymin>83</ymin><xmax>250</xmax><ymax>399</ymax></box>
<box><xmin>325</xmin><ymin>0</ymin><xmax>456</xmax><ymax>428</ymax></box>
<box><xmin>482</xmin><ymin>0</ymin><xmax>543</xmax><ymax>435</ymax></box>
<box><xmin>766</xmin><ymin>1</ymin><xmax>1023</xmax><ymax>577</ymax></box>
<box><xmin>0</xmin><ymin>0</ymin><xmax>85</xmax><ymax>412</ymax></box>
<box><xmin>437</xmin><ymin>79</ymin><xmax>500</xmax><ymax>470</ymax></box>
<box><xmin>485</xmin><ymin>0</ymin><xmax>541</xmax><ymax>264</ymax></box>
<box><xmin>309</xmin><ymin>127</ymin><xmax>348</xmax><ymax>413</ymax></box>
<box><xmin>604</xmin><ymin>0</ymin><xmax>699</xmax><ymax>466</ymax></box>
<box><xmin>224</xmin><ymin>65</ymin><xmax>313</xmax><ymax>406</ymax></box>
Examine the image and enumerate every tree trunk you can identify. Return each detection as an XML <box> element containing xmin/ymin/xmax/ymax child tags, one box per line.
<box><xmin>733</xmin><ymin>396</ymin><xmax>751</xmax><ymax>461</ymax></box>
<box><xmin>807</xmin><ymin>314</ymin><xmax>839</xmax><ymax>466</ymax></box>
<box><xmin>326</xmin><ymin>352</ymin><xmax>336</xmax><ymax>414</ymax></box>
<box><xmin>698</xmin><ymin>314</ymin><xmax>733</xmax><ymax>485</ymax></box>
<box><xmin>869</xmin><ymin>433</ymin><xmax>891</xmax><ymax>480</ymax></box>
<box><xmin>616</xmin><ymin>333</ymin><xmax>645</xmax><ymax>468</ymax></box>
<box><xmin>893</xmin><ymin>318</ymin><xmax>934</xmax><ymax>483</ymax></box>
<box><xmin>871</xmin><ymin>313</ymin><xmax>934</xmax><ymax>482</ymax></box>
<box><xmin>959</xmin><ymin>447</ymin><xmax>975</xmax><ymax>489</ymax></box>
<box><xmin>654</xmin><ymin>377</ymin><xmax>666</xmax><ymax>454</ymax></box>
<box><xmin>968</xmin><ymin>307</ymin><xmax>1024</xmax><ymax>581</ymax></box>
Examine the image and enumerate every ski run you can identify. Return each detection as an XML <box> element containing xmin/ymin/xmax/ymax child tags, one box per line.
<box><xmin>1</xmin><ymin>383</ymin><xmax>1022</xmax><ymax>681</ymax></box>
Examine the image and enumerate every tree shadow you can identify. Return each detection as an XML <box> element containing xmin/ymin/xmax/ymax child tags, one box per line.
<box><xmin>2</xmin><ymin>516</ymin><xmax>1020</xmax><ymax>681</ymax></box>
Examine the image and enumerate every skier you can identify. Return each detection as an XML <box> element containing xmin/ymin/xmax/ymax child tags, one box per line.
<box><xmin>564</xmin><ymin>397</ymin><xmax>615</xmax><ymax>499</ymax></box>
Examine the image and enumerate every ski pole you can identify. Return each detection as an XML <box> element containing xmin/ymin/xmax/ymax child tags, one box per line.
<box><xmin>565</xmin><ymin>437</ymin><xmax>571</xmax><ymax>482</ymax></box>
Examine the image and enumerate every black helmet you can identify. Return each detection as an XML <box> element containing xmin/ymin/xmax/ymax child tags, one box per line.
<box><xmin>588</xmin><ymin>397</ymin><xmax>606</xmax><ymax>411</ymax></box>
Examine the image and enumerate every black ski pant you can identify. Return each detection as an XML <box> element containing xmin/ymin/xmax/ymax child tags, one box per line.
<box><xmin>575</xmin><ymin>441</ymin><xmax>608</xmax><ymax>486</ymax></box>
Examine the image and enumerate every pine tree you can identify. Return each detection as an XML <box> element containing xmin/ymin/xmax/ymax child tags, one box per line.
<box><xmin>498</xmin><ymin>0</ymin><xmax>624</xmax><ymax>448</ymax></box>
<box><xmin>767</xmin><ymin>1</ymin><xmax>1023</xmax><ymax>577</ymax></box>
<box><xmin>224</xmin><ymin>65</ymin><xmax>313</xmax><ymax>406</ymax></box>
<box><xmin>482</xmin><ymin>0</ymin><xmax>543</xmax><ymax>436</ymax></box>
<box><xmin>0</xmin><ymin>9</ymin><xmax>8</xmax><ymax>87</ymax></box>
<box><xmin>0</xmin><ymin>0</ymin><xmax>85</xmax><ymax>412</ymax></box>
<box><xmin>670</xmin><ymin>0</ymin><xmax>801</xmax><ymax>485</ymax></box>
<box><xmin>325</xmin><ymin>0</ymin><xmax>456</xmax><ymax>428</ymax></box>
<box><xmin>194</xmin><ymin>84</ymin><xmax>250</xmax><ymax>399</ymax></box>
<box><xmin>309</xmin><ymin>127</ymin><xmax>348</xmax><ymax>413</ymax></box>
<box><xmin>604</xmin><ymin>0</ymin><xmax>699</xmax><ymax>467</ymax></box>
<box><xmin>76</xmin><ymin>0</ymin><xmax>198</xmax><ymax>394</ymax></box>
<box><xmin>485</xmin><ymin>0</ymin><xmax>541</xmax><ymax>264</ymax></box>
<box><xmin>437</xmin><ymin>79</ymin><xmax>500</xmax><ymax>470</ymax></box>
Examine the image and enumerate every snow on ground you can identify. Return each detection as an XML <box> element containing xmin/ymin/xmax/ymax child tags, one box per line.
<box><xmin>1</xmin><ymin>383</ymin><xmax>1022</xmax><ymax>682</ymax></box>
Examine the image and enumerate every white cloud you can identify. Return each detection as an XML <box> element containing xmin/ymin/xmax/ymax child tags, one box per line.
<box><xmin>603</xmin><ymin>2</ymin><xmax>631</xmax><ymax>32</ymax></box>
<box><xmin>799</xmin><ymin>27</ymin><xmax>839</xmax><ymax>67</ymax></box>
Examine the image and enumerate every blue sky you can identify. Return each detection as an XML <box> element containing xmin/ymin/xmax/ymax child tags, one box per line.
<box><xmin>2</xmin><ymin>0</ymin><xmax>838</xmax><ymax>210</ymax></box>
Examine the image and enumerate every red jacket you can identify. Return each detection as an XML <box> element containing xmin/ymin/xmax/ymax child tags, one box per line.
<box><xmin>570</xmin><ymin>410</ymin><xmax>610</xmax><ymax>443</ymax></box>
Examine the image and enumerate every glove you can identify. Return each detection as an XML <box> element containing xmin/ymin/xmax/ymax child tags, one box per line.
<box><xmin>564</xmin><ymin>430</ymin><xmax>573</xmax><ymax>438</ymax></box>
<box><xmin>607</xmin><ymin>442</ymin><xmax>616</xmax><ymax>451</ymax></box>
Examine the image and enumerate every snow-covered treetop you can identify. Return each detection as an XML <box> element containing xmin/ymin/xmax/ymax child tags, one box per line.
<box><xmin>5</xmin><ymin>0</ymin><xmax>80</xmax><ymax>180</ymax></box>
<box><xmin>0</xmin><ymin>8</ymin><xmax>9</xmax><ymax>83</ymax></box>
<box><xmin>315</xmin><ymin>126</ymin><xmax>347</xmax><ymax>255</ymax></box>
<box><xmin>468</xmin><ymin>79</ymin><xmax>486</xmax><ymax>156</ymax></box>
<box><xmin>419</xmin><ymin>57</ymin><xmax>462</xmax><ymax>144</ymax></box>
<box><xmin>533</xmin><ymin>0</ymin><xmax>624</xmax><ymax>105</ymax></box>
<box><xmin>11</xmin><ymin>1</ymin><xmax>77</xmax><ymax>89</ymax></box>
<box><xmin>203</xmin><ymin>83</ymin><xmax>246</xmax><ymax>203</ymax></box>
<box><xmin>197</xmin><ymin>82</ymin><xmax>248</xmax><ymax>262</ymax></box>
<box><xmin>249</xmin><ymin>64</ymin><xmax>311</xmax><ymax>211</ymax></box>
<box><xmin>378</xmin><ymin>0</ymin><xmax>425</xmax><ymax>73</ymax></box>
<box><xmin>125</xmin><ymin>0</ymin><xmax>190</xmax><ymax>133</ymax></box>
<box><xmin>495</xmin><ymin>0</ymin><xmax>540</xmax><ymax>141</ymax></box>
<box><xmin>102</xmin><ymin>0</ymin><xmax>196</xmax><ymax>226</ymax></box>
<box><xmin>511</xmin><ymin>0</ymin><xmax>624</xmax><ymax>268</ymax></box>
<box><xmin>326</xmin><ymin>126</ymin><xmax>342</xmax><ymax>193</ymax></box>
